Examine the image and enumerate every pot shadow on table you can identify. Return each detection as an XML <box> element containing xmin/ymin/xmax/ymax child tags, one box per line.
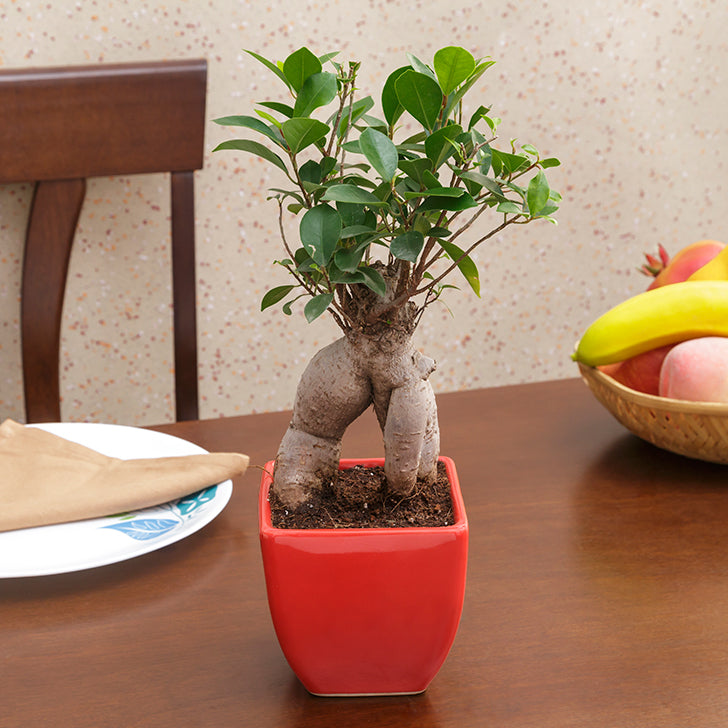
<box><xmin>276</xmin><ymin>676</ymin><xmax>443</xmax><ymax>728</ymax></box>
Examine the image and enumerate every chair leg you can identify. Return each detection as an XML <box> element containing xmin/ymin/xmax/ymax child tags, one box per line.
<box><xmin>21</xmin><ymin>178</ymin><xmax>86</xmax><ymax>423</ymax></box>
<box><xmin>170</xmin><ymin>170</ymin><xmax>199</xmax><ymax>421</ymax></box>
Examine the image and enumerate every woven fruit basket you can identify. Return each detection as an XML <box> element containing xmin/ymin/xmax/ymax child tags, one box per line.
<box><xmin>578</xmin><ymin>361</ymin><xmax>728</xmax><ymax>464</ymax></box>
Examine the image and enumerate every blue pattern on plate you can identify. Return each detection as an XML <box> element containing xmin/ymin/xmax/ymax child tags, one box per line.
<box><xmin>102</xmin><ymin>485</ymin><xmax>219</xmax><ymax>541</ymax></box>
<box><xmin>176</xmin><ymin>486</ymin><xmax>218</xmax><ymax>515</ymax></box>
<box><xmin>104</xmin><ymin>518</ymin><xmax>179</xmax><ymax>540</ymax></box>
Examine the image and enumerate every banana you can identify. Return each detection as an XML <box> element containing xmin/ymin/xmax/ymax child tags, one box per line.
<box><xmin>572</xmin><ymin>280</ymin><xmax>728</xmax><ymax>366</ymax></box>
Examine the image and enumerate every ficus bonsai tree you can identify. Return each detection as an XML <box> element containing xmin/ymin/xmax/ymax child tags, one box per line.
<box><xmin>214</xmin><ymin>46</ymin><xmax>560</xmax><ymax>509</ymax></box>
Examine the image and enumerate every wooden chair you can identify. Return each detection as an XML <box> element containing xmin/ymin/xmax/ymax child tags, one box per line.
<box><xmin>0</xmin><ymin>59</ymin><xmax>207</xmax><ymax>423</ymax></box>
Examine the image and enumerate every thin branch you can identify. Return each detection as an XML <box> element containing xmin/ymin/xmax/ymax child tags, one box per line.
<box><xmin>447</xmin><ymin>199</ymin><xmax>493</xmax><ymax>245</ymax></box>
<box><xmin>325</xmin><ymin>81</ymin><xmax>349</xmax><ymax>159</ymax></box>
<box><xmin>413</xmin><ymin>216</ymin><xmax>515</xmax><ymax>295</ymax></box>
<box><xmin>288</xmin><ymin>153</ymin><xmax>312</xmax><ymax>207</ymax></box>
<box><xmin>338</xmin><ymin>62</ymin><xmax>360</xmax><ymax>179</ymax></box>
<box><xmin>277</xmin><ymin>200</ymin><xmax>297</xmax><ymax>261</ymax></box>
<box><xmin>413</xmin><ymin>209</ymin><xmax>449</xmax><ymax>281</ymax></box>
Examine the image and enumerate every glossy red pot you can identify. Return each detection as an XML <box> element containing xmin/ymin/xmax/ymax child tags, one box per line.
<box><xmin>258</xmin><ymin>456</ymin><xmax>468</xmax><ymax>696</ymax></box>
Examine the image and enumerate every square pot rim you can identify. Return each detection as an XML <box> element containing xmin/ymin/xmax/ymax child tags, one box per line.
<box><xmin>259</xmin><ymin>455</ymin><xmax>468</xmax><ymax>537</ymax></box>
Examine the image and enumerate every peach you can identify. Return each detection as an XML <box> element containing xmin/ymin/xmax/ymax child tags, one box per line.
<box><xmin>658</xmin><ymin>337</ymin><xmax>728</xmax><ymax>402</ymax></box>
<box><xmin>643</xmin><ymin>240</ymin><xmax>725</xmax><ymax>290</ymax></box>
<box><xmin>599</xmin><ymin>344</ymin><xmax>674</xmax><ymax>395</ymax></box>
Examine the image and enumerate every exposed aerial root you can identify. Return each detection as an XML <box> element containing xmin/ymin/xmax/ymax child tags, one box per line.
<box><xmin>273</xmin><ymin>331</ymin><xmax>441</xmax><ymax>509</ymax></box>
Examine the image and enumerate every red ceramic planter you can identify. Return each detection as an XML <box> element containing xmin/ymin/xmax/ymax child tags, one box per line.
<box><xmin>258</xmin><ymin>456</ymin><xmax>468</xmax><ymax>697</ymax></box>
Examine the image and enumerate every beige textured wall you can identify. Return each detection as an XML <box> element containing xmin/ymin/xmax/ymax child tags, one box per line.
<box><xmin>0</xmin><ymin>0</ymin><xmax>726</xmax><ymax>425</ymax></box>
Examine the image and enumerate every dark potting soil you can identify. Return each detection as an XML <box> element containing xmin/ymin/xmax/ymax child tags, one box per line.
<box><xmin>269</xmin><ymin>460</ymin><xmax>454</xmax><ymax>529</ymax></box>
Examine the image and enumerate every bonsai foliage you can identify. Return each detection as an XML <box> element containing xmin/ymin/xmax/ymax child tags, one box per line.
<box><xmin>214</xmin><ymin>46</ymin><xmax>560</xmax><ymax>508</ymax></box>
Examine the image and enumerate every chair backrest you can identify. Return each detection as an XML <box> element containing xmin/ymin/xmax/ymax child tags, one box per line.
<box><xmin>0</xmin><ymin>59</ymin><xmax>207</xmax><ymax>423</ymax></box>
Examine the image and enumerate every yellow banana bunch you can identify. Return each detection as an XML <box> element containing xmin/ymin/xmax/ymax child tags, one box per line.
<box><xmin>572</xmin><ymin>280</ymin><xmax>728</xmax><ymax>366</ymax></box>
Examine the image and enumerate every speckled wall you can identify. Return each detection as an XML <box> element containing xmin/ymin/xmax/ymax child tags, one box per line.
<box><xmin>0</xmin><ymin>0</ymin><xmax>725</xmax><ymax>425</ymax></box>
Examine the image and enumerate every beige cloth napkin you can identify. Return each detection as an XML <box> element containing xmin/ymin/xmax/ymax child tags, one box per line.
<box><xmin>0</xmin><ymin>419</ymin><xmax>249</xmax><ymax>532</ymax></box>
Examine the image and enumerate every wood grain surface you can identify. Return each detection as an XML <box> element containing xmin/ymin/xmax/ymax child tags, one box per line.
<box><xmin>5</xmin><ymin>378</ymin><xmax>728</xmax><ymax>727</ymax></box>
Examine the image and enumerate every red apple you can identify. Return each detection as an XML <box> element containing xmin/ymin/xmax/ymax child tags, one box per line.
<box><xmin>599</xmin><ymin>344</ymin><xmax>675</xmax><ymax>395</ymax></box>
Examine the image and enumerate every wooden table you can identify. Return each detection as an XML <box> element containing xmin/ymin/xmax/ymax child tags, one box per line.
<box><xmin>5</xmin><ymin>378</ymin><xmax>728</xmax><ymax>727</ymax></box>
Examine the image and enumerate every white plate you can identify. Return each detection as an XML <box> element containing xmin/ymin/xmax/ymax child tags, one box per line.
<box><xmin>0</xmin><ymin>422</ymin><xmax>233</xmax><ymax>578</ymax></box>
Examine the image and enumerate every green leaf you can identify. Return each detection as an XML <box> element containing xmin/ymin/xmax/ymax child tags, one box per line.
<box><xmin>390</xmin><ymin>231</ymin><xmax>424</xmax><ymax>262</ymax></box>
<box><xmin>439</xmin><ymin>239</ymin><xmax>480</xmax><ymax>296</ymax></box>
<box><xmin>443</xmin><ymin>60</ymin><xmax>496</xmax><ymax>119</ymax></box>
<box><xmin>433</xmin><ymin>46</ymin><xmax>476</xmax><ymax>95</ymax></box>
<box><xmin>381</xmin><ymin>66</ymin><xmax>409</xmax><ymax>127</ymax></box>
<box><xmin>358</xmin><ymin>265</ymin><xmax>387</xmax><ymax>297</ymax></box>
<box><xmin>321</xmin><ymin>156</ymin><xmax>337</xmax><ymax>179</ymax></box>
<box><xmin>456</xmin><ymin>171</ymin><xmax>507</xmax><ymax>200</ymax></box>
<box><xmin>322</xmin><ymin>184</ymin><xmax>387</xmax><ymax>206</ymax></box>
<box><xmin>261</xmin><ymin>285</ymin><xmax>294</xmax><ymax>311</ymax></box>
<box><xmin>418</xmin><ymin>191</ymin><xmax>478</xmax><ymax>211</ymax></box>
<box><xmin>404</xmin><ymin>186</ymin><xmax>465</xmax><ymax>199</ymax></box>
<box><xmin>282</xmin><ymin>47</ymin><xmax>322</xmax><ymax>92</ymax></box>
<box><xmin>281</xmin><ymin>118</ymin><xmax>329</xmax><ymax>154</ymax></box>
<box><xmin>304</xmin><ymin>292</ymin><xmax>334</xmax><ymax>322</ymax></box>
<box><xmin>318</xmin><ymin>51</ymin><xmax>339</xmax><ymax>65</ymax></box>
<box><xmin>422</xmin><ymin>169</ymin><xmax>442</xmax><ymax>189</ymax></box>
<box><xmin>406</xmin><ymin>53</ymin><xmax>438</xmax><ymax>82</ymax></box>
<box><xmin>336</xmin><ymin>201</ymin><xmax>366</xmax><ymax>227</ymax></box>
<box><xmin>398</xmin><ymin>158</ymin><xmax>433</xmax><ymax>186</ymax></box>
<box><xmin>211</xmin><ymin>139</ymin><xmax>289</xmax><ymax>175</ymax></box>
<box><xmin>328</xmin><ymin>263</ymin><xmax>366</xmax><ymax>285</ymax></box>
<box><xmin>336</xmin><ymin>96</ymin><xmax>375</xmax><ymax>137</ymax></box>
<box><xmin>213</xmin><ymin>115</ymin><xmax>283</xmax><ymax>146</ymax></box>
<box><xmin>341</xmin><ymin>139</ymin><xmax>362</xmax><ymax>154</ymax></box>
<box><xmin>428</xmin><ymin>226</ymin><xmax>452</xmax><ymax>238</ymax></box>
<box><xmin>394</xmin><ymin>70</ymin><xmax>443</xmax><ymax>131</ymax></box>
<box><xmin>532</xmin><ymin>186</ymin><xmax>561</xmax><ymax>219</ymax></box>
<box><xmin>254</xmin><ymin>109</ymin><xmax>283</xmax><ymax>128</ymax></box>
<box><xmin>473</xmin><ymin>134</ymin><xmax>492</xmax><ymax>173</ymax></box>
<box><xmin>245</xmin><ymin>49</ymin><xmax>291</xmax><ymax>89</ymax></box>
<box><xmin>269</xmin><ymin>188</ymin><xmax>305</xmax><ymax>205</ymax></box>
<box><xmin>526</xmin><ymin>171</ymin><xmax>550</xmax><ymax>216</ymax></box>
<box><xmin>298</xmin><ymin>159</ymin><xmax>324</xmax><ymax>184</ymax></box>
<box><xmin>497</xmin><ymin>200</ymin><xmax>523</xmax><ymax>215</ymax></box>
<box><xmin>334</xmin><ymin>246</ymin><xmax>367</xmax><ymax>272</ymax></box>
<box><xmin>491</xmin><ymin>148</ymin><xmax>529</xmax><ymax>177</ymax></box>
<box><xmin>340</xmin><ymin>224</ymin><xmax>376</xmax><ymax>238</ymax></box>
<box><xmin>299</xmin><ymin>204</ymin><xmax>342</xmax><ymax>265</ymax></box>
<box><xmin>424</xmin><ymin>124</ymin><xmax>462</xmax><ymax>169</ymax></box>
<box><xmin>400</xmin><ymin>130</ymin><xmax>427</xmax><ymax>146</ymax></box>
<box><xmin>467</xmin><ymin>104</ymin><xmax>490</xmax><ymax>131</ymax></box>
<box><xmin>359</xmin><ymin>127</ymin><xmax>399</xmax><ymax>182</ymax></box>
<box><xmin>293</xmin><ymin>71</ymin><xmax>338</xmax><ymax>117</ymax></box>
<box><xmin>358</xmin><ymin>114</ymin><xmax>389</xmax><ymax>134</ymax></box>
<box><xmin>338</xmin><ymin>173</ymin><xmax>379</xmax><ymax>189</ymax></box>
<box><xmin>540</xmin><ymin>157</ymin><xmax>561</xmax><ymax>169</ymax></box>
<box><xmin>294</xmin><ymin>247</ymin><xmax>316</xmax><ymax>273</ymax></box>
<box><xmin>483</xmin><ymin>114</ymin><xmax>501</xmax><ymax>133</ymax></box>
<box><xmin>258</xmin><ymin>101</ymin><xmax>294</xmax><ymax>118</ymax></box>
<box><xmin>504</xmin><ymin>181</ymin><xmax>527</xmax><ymax>201</ymax></box>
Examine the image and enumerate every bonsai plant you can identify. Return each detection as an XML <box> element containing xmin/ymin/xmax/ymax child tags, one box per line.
<box><xmin>214</xmin><ymin>45</ymin><xmax>560</xmax><ymax>695</ymax></box>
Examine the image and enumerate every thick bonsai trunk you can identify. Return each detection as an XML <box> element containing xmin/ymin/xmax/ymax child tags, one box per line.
<box><xmin>273</xmin><ymin>329</ymin><xmax>440</xmax><ymax>509</ymax></box>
